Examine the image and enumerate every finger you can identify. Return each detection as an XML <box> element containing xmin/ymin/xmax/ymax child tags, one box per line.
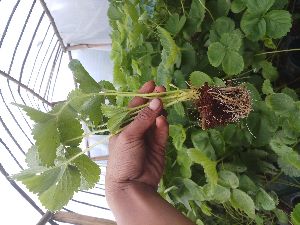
<box><xmin>122</xmin><ymin>98</ymin><xmax>162</xmax><ymax>138</ymax></box>
<box><xmin>153</xmin><ymin>115</ymin><xmax>169</xmax><ymax>153</ymax></box>
<box><xmin>128</xmin><ymin>80</ymin><xmax>155</xmax><ymax>108</ymax></box>
<box><xmin>154</xmin><ymin>86</ymin><xmax>166</xmax><ymax>93</ymax></box>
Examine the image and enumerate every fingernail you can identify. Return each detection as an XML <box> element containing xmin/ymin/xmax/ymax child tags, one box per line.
<box><xmin>149</xmin><ymin>98</ymin><xmax>161</xmax><ymax>111</ymax></box>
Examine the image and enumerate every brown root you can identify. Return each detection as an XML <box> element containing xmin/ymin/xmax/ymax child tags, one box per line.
<box><xmin>197</xmin><ymin>83</ymin><xmax>252</xmax><ymax>130</ymax></box>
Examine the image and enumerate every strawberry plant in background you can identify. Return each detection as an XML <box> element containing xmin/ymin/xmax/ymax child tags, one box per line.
<box><xmin>12</xmin><ymin>0</ymin><xmax>300</xmax><ymax>224</ymax></box>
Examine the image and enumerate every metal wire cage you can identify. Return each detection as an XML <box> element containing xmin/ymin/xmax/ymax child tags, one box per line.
<box><xmin>0</xmin><ymin>0</ymin><xmax>114</xmax><ymax>224</ymax></box>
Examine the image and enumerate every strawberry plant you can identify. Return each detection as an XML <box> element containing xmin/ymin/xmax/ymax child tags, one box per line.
<box><xmin>13</xmin><ymin>0</ymin><xmax>300</xmax><ymax>224</ymax></box>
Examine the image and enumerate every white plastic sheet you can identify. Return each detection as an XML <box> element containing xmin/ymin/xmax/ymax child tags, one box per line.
<box><xmin>45</xmin><ymin>0</ymin><xmax>111</xmax><ymax>46</ymax></box>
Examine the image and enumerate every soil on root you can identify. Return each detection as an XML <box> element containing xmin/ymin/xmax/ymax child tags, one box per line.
<box><xmin>197</xmin><ymin>83</ymin><xmax>252</xmax><ymax>130</ymax></box>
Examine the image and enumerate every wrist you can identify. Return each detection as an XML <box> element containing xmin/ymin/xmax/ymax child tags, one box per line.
<box><xmin>105</xmin><ymin>180</ymin><xmax>156</xmax><ymax>209</ymax></box>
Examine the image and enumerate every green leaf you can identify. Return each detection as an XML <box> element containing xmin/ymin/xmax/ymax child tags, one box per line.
<box><xmin>255</xmin><ymin>188</ymin><xmax>276</xmax><ymax>210</ymax></box>
<box><xmin>169</xmin><ymin>124</ymin><xmax>186</xmax><ymax>150</ymax></box>
<box><xmin>165</xmin><ymin>13</ymin><xmax>186</xmax><ymax>35</ymax></box>
<box><xmin>81</xmin><ymin>96</ymin><xmax>104</xmax><ymax>125</ymax></box>
<box><xmin>218</xmin><ymin>170</ymin><xmax>239</xmax><ymax>189</ymax></box>
<box><xmin>184</xmin><ymin>0</ymin><xmax>206</xmax><ymax>36</ymax></box>
<box><xmin>173</xmin><ymin>102</ymin><xmax>185</xmax><ymax>117</ymax></box>
<box><xmin>264</xmin><ymin>37</ymin><xmax>277</xmax><ymax>49</ymax></box>
<box><xmin>262</xmin><ymin>79</ymin><xmax>274</xmax><ymax>95</ymax></box>
<box><xmin>270</xmin><ymin>139</ymin><xmax>300</xmax><ymax>177</ymax></box>
<box><xmin>231</xmin><ymin>0</ymin><xmax>246</xmax><ymax>13</ymax></box>
<box><xmin>189</xmin><ymin>71</ymin><xmax>213</xmax><ymax>88</ymax></box>
<box><xmin>177</xmin><ymin>148</ymin><xmax>192</xmax><ymax>178</ymax></box>
<box><xmin>58</xmin><ymin>107</ymin><xmax>83</xmax><ymax>147</ymax></box>
<box><xmin>291</xmin><ymin>204</ymin><xmax>300</xmax><ymax>225</ymax></box>
<box><xmin>208</xmin><ymin>42</ymin><xmax>226</xmax><ymax>67</ymax></box>
<box><xmin>245</xmin><ymin>0</ymin><xmax>275</xmax><ymax>14</ymax></box>
<box><xmin>181</xmin><ymin>42</ymin><xmax>196</xmax><ymax>75</ymax></box>
<box><xmin>230</xmin><ymin>189</ymin><xmax>256</xmax><ymax>219</ymax></box>
<box><xmin>241</xmin><ymin>12</ymin><xmax>266</xmax><ymax>41</ymax></box>
<box><xmin>26</xmin><ymin>146</ymin><xmax>42</xmax><ymax>168</ymax></box>
<box><xmin>220</xmin><ymin>31</ymin><xmax>243</xmax><ymax>51</ymax></box>
<box><xmin>277</xmin><ymin>151</ymin><xmax>300</xmax><ymax>177</ymax></box>
<box><xmin>281</xmin><ymin>87</ymin><xmax>298</xmax><ymax>101</ymax></box>
<box><xmin>239</xmin><ymin>175</ymin><xmax>258</xmax><ymax>193</ymax></box>
<box><xmin>188</xmin><ymin>148</ymin><xmax>218</xmax><ymax>187</ymax></box>
<box><xmin>107</xmin><ymin>5</ymin><xmax>122</xmax><ymax>20</ymax></box>
<box><xmin>191</xmin><ymin>130</ymin><xmax>216</xmax><ymax>160</ymax></box>
<box><xmin>39</xmin><ymin>166</ymin><xmax>80</xmax><ymax>211</ymax></box>
<box><xmin>99</xmin><ymin>80</ymin><xmax>116</xmax><ymax>104</ymax></box>
<box><xmin>209</xmin><ymin>17</ymin><xmax>235</xmax><ymax>43</ymax></box>
<box><xmin>16</xmin><ymin>165</ymin><xmax>81</xmax><ymax>212</ymax></box>
<box><xmin>158</xmin><ymin>27</ymin><xmax>180</xmax><ymax>68</ymax></box>
<box><xmin>273</xmin><ymin>209</ymin><xmax>289</xmax><ymax>225</ymax></box>
<box><xmin>260</xmin><ymin>60</ymin><xmax>279</xmax><ymax>81</ymax></box>
<box><xmin>208</xmin><ymin>130</ymin><xmax>225</xmax><ymax>157</ymax></box>
<box><xmin>107</xmin><ymin>111</ymin><xmax>129</xmax><ymax>134</ymax></box>
<box><xmin>213</xmin><ymin>185</ymin><xmax>231</xmax><ymax>203</ymax></box>
<box><xmin>66</xmin><ymin>147</ymin><xmax>100</xmax><ymax>190</ymax></box>
<box><xmin>101</xmin><ymin>104</ymin><xmax>129</xmax><ymax>118</ymax></box>
<box><xmin>265</xmin><ymin>93</ymin><xmax>295</xmax><ymax>114</ymax></box>
<box><xmin>68</xmin><ymin>59</ymin><xmax>100</xmax><ymax>93</ymax></box>
<box><xmin>265</xmin><ymin>10</ymin><xmax>292</xmax><ymax>39</ymax></box>
<box><xmin>13</xmin><ymin>103</ymin><xmax>53</xmax><ymax>123</ymax></box>
<box><xmin>32</xmin><ymin>118</ymin><xmax>60</xmax><ymax>166</ymax></box>
<box><xmin>222</xmin><ymin>50</ymin><xmax>244</xmax><ymax>75</ymax></box>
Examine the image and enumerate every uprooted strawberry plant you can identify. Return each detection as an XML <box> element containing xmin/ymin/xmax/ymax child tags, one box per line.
<box><xmin>13</xmin><ymin>0</ymin><xmax>300</xmax><ymax>224</ymax></box>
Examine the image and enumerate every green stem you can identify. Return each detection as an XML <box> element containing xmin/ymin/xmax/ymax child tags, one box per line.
<box><xmin>255</xmin><ymin>48</ymin><xmax>300</xmax><ymax>56</ymax></box>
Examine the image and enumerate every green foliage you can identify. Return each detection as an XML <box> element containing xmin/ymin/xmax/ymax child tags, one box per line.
<box><xmin>13</xmin><ymin>0</ymin><xmax>300</xmax><ymax>223</ymax></box>
<box><xmin>291</xmin><ymin>204</ymin><xmax>300</xmax><ymax>225</ymax></box>
<box><xmin>230</xmin><ymin>189</ymin><xmax>256</xmax><ymax>219</ymax></box>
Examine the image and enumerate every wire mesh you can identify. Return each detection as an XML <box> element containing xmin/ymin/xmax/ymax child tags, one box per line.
<box><xmin>0</xmin><ymin>0</ymin><xmax>112</xmax><ymax>224</ymax></box>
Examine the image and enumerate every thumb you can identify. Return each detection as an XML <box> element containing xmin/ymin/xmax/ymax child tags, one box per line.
<box><xmin>122</xmin><ymin>98</ymin><xmax>162</xmax><ymax>138</ymax></box>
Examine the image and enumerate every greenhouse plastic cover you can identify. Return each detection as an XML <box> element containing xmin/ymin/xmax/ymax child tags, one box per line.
<box><xmin>45</xmin><ymin>0</ymin><xmax>111</xmax><ymax>47</ymax></box>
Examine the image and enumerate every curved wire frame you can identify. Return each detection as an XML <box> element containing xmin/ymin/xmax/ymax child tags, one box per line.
<box><xmin>0</xmin><ymin>0</ymin><xmax>112</xmax><ymax>224</ymax></box>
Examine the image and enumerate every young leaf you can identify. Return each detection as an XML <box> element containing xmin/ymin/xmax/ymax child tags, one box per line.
<box><xmin>188</xmin><ymin>148</ymin><xmax>218</xmax><ymax>187</ymax></box>
<box><xmin>218</xmin><ymin>170</ymin><xmax>239</xmax><ymax>189</ymax></box>
<box><xmin>189</xmin><ymin>71</ymin><xmax>213</xmax><ymax>88</ymax></box>
<box><xmin>66</xmin><ymin>147</ymin><xmax>100</xmax><ymax>190</ymax></box>
<box><xmin>291</xmin><ymin>203</ymin><xmax>300</xmax><ymax>225</ymax></box>
<box><xmin>265</xmin><ymin>10</ymin><xmax>292</xmax><ymax>39</ymax></box>
<box><xmin>230</xmin><ymin>189</ymin><xmax>256</xmax><ymax>219</ymax></box>
<box><xmin>69</xmin><ymin>59</ymin><xmax>100</xmax><ymax>93</ymax></box>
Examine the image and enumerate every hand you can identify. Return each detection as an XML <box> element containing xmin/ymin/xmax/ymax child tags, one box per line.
<box><xmin>106</xmin><ymin>81</ymin><xmax>169</xmax><ymax>195</ymax></box>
